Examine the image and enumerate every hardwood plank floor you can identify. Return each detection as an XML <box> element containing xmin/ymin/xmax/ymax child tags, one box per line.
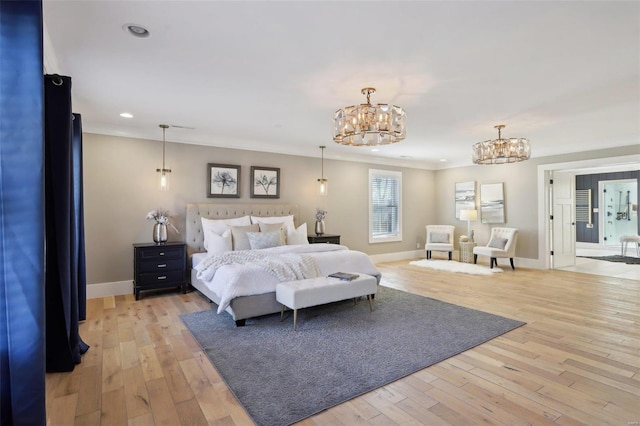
<box><xmin>46</xmin><ymin>261</ymin><xmax>640</xmax><ymax>425</ymax></box>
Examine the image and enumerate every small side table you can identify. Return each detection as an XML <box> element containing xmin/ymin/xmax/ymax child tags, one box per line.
<box><xmin>459</xmin><ymin>241</ymin><xmax>476</xmax><ymax>263</ymax></box>
<box><xmin>307</xmin><ymin>234</ymin><xmax>341</xmax><ymax>244</ymax></box>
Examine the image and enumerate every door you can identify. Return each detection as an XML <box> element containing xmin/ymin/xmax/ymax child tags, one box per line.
<box><xmin>552</xmin><ymin>171</ymin><xmax>576</xmax><ymax>268</ymax></box>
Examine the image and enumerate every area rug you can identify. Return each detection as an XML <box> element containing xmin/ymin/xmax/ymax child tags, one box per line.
<box><xmin>409</xmin><ymin>259</ymin><xmax>503</xmax><ymax>275</ymax></box>
<box><xmin>180</xmin><ymin>286</ymin><xmax>524</xmax><ymax>426</ymax></box>
<box><xmin>578</xmin><ymin>255</ymin><xmax>640</xmax><ymax>265</ymax></box>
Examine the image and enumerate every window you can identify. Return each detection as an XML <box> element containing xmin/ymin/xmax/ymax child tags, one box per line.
<box><xmin>369</xmin><ymin>169</ymin><xmax>402</xmax><ymax>243</ymax></box>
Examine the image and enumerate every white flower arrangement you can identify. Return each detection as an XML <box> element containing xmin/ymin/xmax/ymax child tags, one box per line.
<box><xmin>315</xmin><ymin>208</ymin><xmax>327</xmax><ymax>221</ymax></box>
<box><xmin>146</xmin><ymin>208</ymin><xmax>179</xmax><ymax>232</ymax></box>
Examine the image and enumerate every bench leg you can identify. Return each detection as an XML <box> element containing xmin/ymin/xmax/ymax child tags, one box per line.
<box><xmin>367</xmin><ymin>294</ymin><xmax>374</xmax><ymax>312</ymax></box>
<box><xmin>293</xmin><ymin>309</ymin><xmax>298</xmax><ymax>331</ymax></box>
<box><xmin>280</xmin><ymin>305</ymin><xmax>285</xmax><ymax>322</ymax></box>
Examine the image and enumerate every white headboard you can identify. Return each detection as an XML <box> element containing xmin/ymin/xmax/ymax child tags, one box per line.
<box><xmin>185</xmin><ymin>203</ymin><xmax>299</xmax><ymax>256</ymax></box>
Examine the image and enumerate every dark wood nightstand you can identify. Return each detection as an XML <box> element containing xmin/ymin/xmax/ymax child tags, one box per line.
<box><xmin>133</xmin><ymin>242</ymin><xmax>187</xmax><ymax>300</ymax></box>
<box><xmin>307</xmin><ymin>234</ymin><xmax>341</xmax><ymax>244</ymax></box>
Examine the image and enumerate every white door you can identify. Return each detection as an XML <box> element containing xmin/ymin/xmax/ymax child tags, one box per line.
<box><xmin>552</xmin><ymin>171</ymin><xmax>576</xmax><ymax>268</ymax></box>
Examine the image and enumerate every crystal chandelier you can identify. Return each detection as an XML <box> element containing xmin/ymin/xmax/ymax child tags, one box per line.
<box><xmin>472</xmin><ymin>124</ymin><xmax>530</xmax><ymax>164</ymax></box>
<box><xmin>333</xmin><ymin>87</ymin><xmax>406</xmax><ymax>146</ymax></box>
<box><xmin>156</xmin><ymin>124</ymin><xmax>171</xmax><ymax>190</ymax></box>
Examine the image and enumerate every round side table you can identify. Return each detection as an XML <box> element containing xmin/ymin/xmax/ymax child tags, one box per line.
<box><xmin>459</xmin><ymin>241</ymin><xmax>477</xmax><ymax>263</ymax></box>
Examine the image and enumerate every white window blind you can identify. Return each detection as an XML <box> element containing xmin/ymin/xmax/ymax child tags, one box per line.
<box><xmin>369</xmin><ymin>169</ymin><xmax>402</xmax><ymax>243</ymax></box>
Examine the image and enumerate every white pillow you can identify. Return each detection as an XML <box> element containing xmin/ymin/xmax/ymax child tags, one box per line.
<box><xmin>201</xmin><ymin>216</ymin><xmax>251</xmax><ymax>251</ymax></box>
<box><xmin>258</xmin><ymin>222</ymin><xmax>287</xmax><ymax>245</ymax></box>
<box><xmin>230</xmin><ymin>224</ymin><xmax>260</xmax><ymax>250</ymax></box>
<box><xmin>251</xmin><ymin>215</ymin><xmax>295</xmax><ymax>232</ymax></box>
<box><xmin>287</xmin><ymin>223</ymin><xmax>309</xmax><ymax>246</ymax></box>
<box><xmin>246</xmin><ymin>231</ymin><xmax>283</xmax><ymax>250</ymax></box>
<box><xmin>204</xmin><ymin>229</ymin><xmax>232</xmax><ymax>255</ymax></box>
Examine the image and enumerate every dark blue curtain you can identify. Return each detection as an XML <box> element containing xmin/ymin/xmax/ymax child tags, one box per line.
<box><xmin>0</xmin><ymin>1</ymin><xmax>47</xmax><ymax>424</ymax></box>
<box><xmin>44</xmin><ymin>75</ymin><xmax>89</xmax><ymax>372</ymax></box>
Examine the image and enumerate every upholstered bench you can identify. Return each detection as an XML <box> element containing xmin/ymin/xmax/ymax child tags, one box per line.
<box><xmin>275</xmin><ymin>274</ymin><xmax>377</xmax><ymax>331</ymax></box>
<box><xmin>620</xmin><ymin>235</ymin><xmax>640</xmax><ymax>256</ymax></box>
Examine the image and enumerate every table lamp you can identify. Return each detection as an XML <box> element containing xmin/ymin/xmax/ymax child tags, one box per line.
<box><xmin>460</xmin><ymin>209</ymin><xmax>478</xmax><ymax>242</ymax></box>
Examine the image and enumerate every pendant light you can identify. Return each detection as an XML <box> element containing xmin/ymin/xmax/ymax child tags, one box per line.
<box><xmin>156</xmin><ymin>124</ymin><xmax>171</xmax><ymax>191</ymax></box>
<box><xmin>317</xmin><ymin>145</ymin><xmax>328</xmax><ymax>196</ymax></box>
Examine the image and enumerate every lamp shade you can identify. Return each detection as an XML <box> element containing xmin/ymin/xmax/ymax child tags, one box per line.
<box><xmin>460</xmin><ymin>209</ymin><xmax>478</xmax><ymax>221</ymax></box>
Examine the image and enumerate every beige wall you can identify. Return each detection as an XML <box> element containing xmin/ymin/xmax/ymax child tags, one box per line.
<box><xmin>84</xmin><ymin>132</ymin><xmax>637</xmax><ymax>285</ymax></box>
<box><xmin>83</xmin><ymin>133</ymin><xmax>435</xmax><ymax>285</ymax></box>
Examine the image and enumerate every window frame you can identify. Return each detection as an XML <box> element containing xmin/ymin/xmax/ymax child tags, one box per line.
<box><xmin>368</xmin><ymin>168</ymin><xmax>402</xmax><ymax>244</ymax></box>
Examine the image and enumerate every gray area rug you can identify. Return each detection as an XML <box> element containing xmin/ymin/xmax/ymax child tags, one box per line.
<box><xmin>579</xmin><ymin>255</ymin><xmax>640</xmax><ymax>265</ymax></box>
<box><xmin>180</xmin><ymin>286</ymin><xmax>525</xmax><ymax>426</ymax></box>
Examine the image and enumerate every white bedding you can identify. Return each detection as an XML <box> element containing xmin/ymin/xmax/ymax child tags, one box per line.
<box><xmin>193</xmin><ymin>244</ymin><xmax>380</xmax><ymax>313</ymax></box>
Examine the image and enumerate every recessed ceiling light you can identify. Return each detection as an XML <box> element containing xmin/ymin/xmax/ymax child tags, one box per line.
<box><xmin>371</xmin><ymin>148</ymin><xmax>379</xmax><ymax>152</ymax></box>
<box><xmin>120</xmin><ymin>112</ymin><xmax>133</xmax><ymax>118</ymax></box>
<box><xmin>439</xmin><ymin>158</ymin><xmax>447</xmax><ymax>162</ymax></box>
<box><xmin>123</xmin><ymin>23</ymin><xmax>150</xmax><ymax>38</ymax></box>
<box><xmin>400</xmin><ymin>155</ymin><xmax>413</xmax><ymax>159</ymax></box>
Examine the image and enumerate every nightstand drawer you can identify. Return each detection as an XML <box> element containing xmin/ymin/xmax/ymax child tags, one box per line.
<box><xmin>137</xmin><ymin>270</ymin><xmax>185</xmax><ymax>286</ymax></box>
<box><xmin>138</xmin><ymin>246</ymin><xmax>183</xmax><ymax>260</ymax></box>
<box><xmin>138</xmin><ymin>258</ymin><xmax>184</xmax><ymax>273</ymax></box>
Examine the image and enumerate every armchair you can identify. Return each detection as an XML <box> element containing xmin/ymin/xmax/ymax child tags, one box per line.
<box><xmin>473</xmin><ymin>227</ymin><xmax>518</xmax><ymax>269</ymax></box>
<box><xmin>425</xmin><ymin>225</ymin><xmax>455</xmax><ymax>260</ymax></box>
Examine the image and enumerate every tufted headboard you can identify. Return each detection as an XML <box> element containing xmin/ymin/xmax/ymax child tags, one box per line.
<box><xmin>185</xmin><ymin>203</ymin><xmax>299</xmax><ymax>257</ymax></box>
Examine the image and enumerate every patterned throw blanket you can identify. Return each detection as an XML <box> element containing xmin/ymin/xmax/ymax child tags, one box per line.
<box><xmin>195</xmin><ymin>250</ymin><xmax>321</xmax><ymax>284</ymax></box>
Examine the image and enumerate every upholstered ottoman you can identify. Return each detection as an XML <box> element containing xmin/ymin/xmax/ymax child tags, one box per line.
<box><xmin>276</xmin><ymin>274</ymin><xmax>377</xmax><ymax>331</ymax></box>
<box><xmin>620</xmin><ymin>235</ymin><xmax>640</xmax><ymax>256</ymax></box>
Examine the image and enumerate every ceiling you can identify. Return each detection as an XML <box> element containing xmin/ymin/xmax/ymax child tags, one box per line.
<box><xmin>43</xmin><ymin>1</ymin><xmax>639</xmax><ymax>170</ymax></box>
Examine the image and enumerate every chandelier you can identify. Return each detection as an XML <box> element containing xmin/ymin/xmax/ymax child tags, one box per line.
<box><xmin>333</xmin><ymin>87</ymin><xmax>406</xmax><ymax>146</ymax></box>
<box><xmin>156</xmin><ymin>124</ymin><xmax>171</xmax><ymax>190</ymax></box>
<box><xmin>472</xmin><ymin>124</ymin><xmax>530</xmax><ymax>165</ymax></box>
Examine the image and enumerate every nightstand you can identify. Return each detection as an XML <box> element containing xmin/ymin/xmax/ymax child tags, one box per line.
<box><xmin>307</xmin><ymin>234</ymin><xmax>341</xmax><ymax>244</ymax></box>
<box><xmin>459</xmin><ymin>241</ymin><xmax>476</xmax><ymax>264</ymax></box>
<box><xmin>133</xmin><ymin>242</ymin><xmax>187</xmax><ymax>300</ymax></box>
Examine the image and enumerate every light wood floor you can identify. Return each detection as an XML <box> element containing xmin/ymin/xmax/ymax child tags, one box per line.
<box><xmin>46</xmin><ymin>260</ymin><xmax>640</xmax><ymax>425</ymax></box>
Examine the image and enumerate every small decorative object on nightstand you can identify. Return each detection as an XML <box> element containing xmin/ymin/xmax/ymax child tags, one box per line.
<box><xmin>133</xmin><ymin>242</ymin><xmax>187</xmax><ymax>300</ymax></box>
<box><xmin>459</xmin><ymin>241</ymin><xmax>476</xmax><ymax>263</ymax></box>
<box><xmin>307</xmin><ymin>234</ymin><xmax>340</xmax><ymax>244</ymax></box>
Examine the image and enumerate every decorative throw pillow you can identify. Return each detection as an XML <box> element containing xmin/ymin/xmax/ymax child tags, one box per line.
<box><xmin>251</xmin><ymin>215</ymin><xmax>295</xmax><ymax>232</ymax></box>
<box><xmin>258</xmin><ymin>222</ymin><xmax>287</xmax><ymax>245</ymax></box>
<box><xmin>230</xmin><ymin>223</ymin><xmax>260</xmax><ymax>250</ymax></box>
<box><xmin>287</xmin><ymin>223</ymin><xmax>309</xmax><ymax>245</ymax></box>
<box><xmin>201</xmin><ymin>215</ymin><xmax>251</xmax><ymax>251</ymax></box>
<box><xmin>204</xmin><ymin>229</ymin><xmax>232</xmax><ymax>254</ymax></box>
<box><xmin>488</xmin><ymin>237</ymin><xmax>508</xmax><ymax>250</ymax></box>
<box><xmin>246</xmin><ymin>231</ymin><xmax>283</xmax><ymax>250</ymax></box>
<box><xmin>430</xmin><ymin>232</ymin><xmax>449</xmax><ymax>243</ymax></box>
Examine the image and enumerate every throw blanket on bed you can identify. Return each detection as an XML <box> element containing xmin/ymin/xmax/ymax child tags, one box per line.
<box><xmin>195</xmin><ymin>250</ymin><xmax>321</xmax><ymax>284</ymax></box>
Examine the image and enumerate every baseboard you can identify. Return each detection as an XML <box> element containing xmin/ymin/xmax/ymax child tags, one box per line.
<box><xmin>369</xmin><ymin>250</ymin><xmax>423</xmax><ymax>263</ymax></box>
<box><xmin>86</xmin><ymin>280</ymin><xmax>132</xmax><ymax>299</ymax></box>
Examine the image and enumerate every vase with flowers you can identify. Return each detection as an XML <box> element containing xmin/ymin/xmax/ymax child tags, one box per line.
<box><xmin>315</xmin><ymin>208</ymin><xmax>327</xmax><ymax>235</ymax></box>
<box><xmin>146</xmin><ymin>208</ymin><xmax>179</xmax><ymax>243</ymax></box>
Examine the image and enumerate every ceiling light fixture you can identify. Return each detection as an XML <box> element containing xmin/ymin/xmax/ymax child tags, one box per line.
<box><xmin>156</xmin><ymin>124</ymin><xmax>171</xmax><ymax>191</ymax></box>
<box><xmin>472</xmin><ymin>124</ymin><xmax>531</xmax><ymax>165</ymax></box>
<box><xmin>333</xmin><ymin>87</ymin><xmax>406</xmax><ymax>146</ymax></box>
<box><xmin>123</xmin><ymin>23</ymin><xmax>150</xmax><ymax>38</ymax></box>
<box><xmin>120</xmin><ymin>112</ymin><xmax>133</xmax><ymax>118</ymax></box>
<box><xmin>317</xmin><ymin>145</ymin><xmax>328</xmax><ymax>196</ymax></box>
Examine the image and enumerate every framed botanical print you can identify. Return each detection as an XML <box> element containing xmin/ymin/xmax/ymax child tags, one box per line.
<box><xmin>455</xmin><ymin>181</ymin><xmax>476</xmax><ymax>219</ymax></box>
<box><xmin>480</xmin><ymin>182</ymin><xmax>505</xmax><ymax>223</ymax></box>
<box><xmin>207</xmin><ymin>163</ymin><xmax>240</xmax><ymax>198</ymax></box>
<box><xmin>250</xmin><ymin>166</ymin><xmax>280</xmax><ymax>199</ymax></box>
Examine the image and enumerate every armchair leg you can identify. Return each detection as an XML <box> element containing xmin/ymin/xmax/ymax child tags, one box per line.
<box><xmin>510</xmin><ymin>258</ymin><xmax>515</xmax><ymax>270</ymax></box>
<box><xmin>426</xmin><ymin>250</ymin><xmax>431</xmax><ymax>259</ymax></box>
<box><xmin>473</xmin><ymin>254</ymin><xmax>477</xmax><ymax>264</ymax></box>
<box><xmin>448</xmin><ymin>251</ymin><xmax>452</xmax><ymax>261</ymax></box>
<box><xmin>490</xmin><ymin>257</ymin><xmax>496</xmax><ymax>268</ymax></box>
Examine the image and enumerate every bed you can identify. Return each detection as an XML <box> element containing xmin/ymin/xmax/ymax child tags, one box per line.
<box><xmin>186</xmin><ymin>203</ymin><xmax>381</xmax><ymax>326</ymax></box>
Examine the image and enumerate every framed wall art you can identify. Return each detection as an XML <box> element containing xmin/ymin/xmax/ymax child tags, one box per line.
<box><xmin>250</xmin><ymin>166</ymin><xmax>280</xmax><ymax>199</ymax></box>
<box><xmin>455</xmin><ymin>181</ymin><xmax>476</xmax><ymax>219</ymax></box>
<box><xmin>207</xmin><ymin>163</ymin><xmax>240</xmax><ymax>198</ymax></box>
<box><xmin>480</xmin><ymin>182</ymin><xmax>505</xmax><ymax>223</ymax></box>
